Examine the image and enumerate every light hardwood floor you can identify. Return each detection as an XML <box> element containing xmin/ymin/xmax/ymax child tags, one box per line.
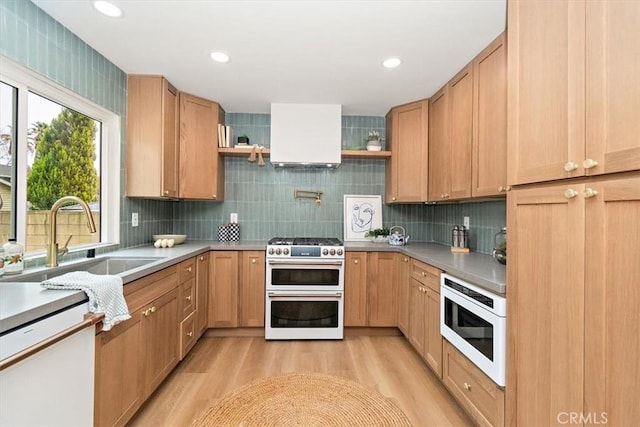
<box><xmin>128</xmin><ymin>335</ymin><xmax>473</xmax><ymax>426</ymax></box>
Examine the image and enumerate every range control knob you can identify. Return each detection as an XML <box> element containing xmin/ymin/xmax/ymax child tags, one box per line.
<box><xmin>276</xmin><ymin>248</ymin><xmax>282</xmax><ymax>255</ymax></box>
<box><xmin>322</xmin><ymin>249</ymin><xmax>329</xmax><ymax>255</ymax></box>
<box><xmin>283</xmin><ymin>248</ymin><xmax>289</xmax><ymax>255</ymax></box>
<box><xmin>268</xmin><ymin>248</ymin><xmax>275</xmax><ymax>255</ymax></box>
<box><xmin>337</xmin><ymin>249</ymin><xmax>343</xmax><ymax>256</ymax></box>
<box><xmin>330</xmin><ymin>249</ymin><xmax>336</xmax><ymax>256</ymax></box>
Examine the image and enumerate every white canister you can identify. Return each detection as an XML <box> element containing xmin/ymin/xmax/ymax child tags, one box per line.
<box><xmin>3</xmin><ymin>239</ymin><xmax>24</xmax><ymax>275</ymax></box>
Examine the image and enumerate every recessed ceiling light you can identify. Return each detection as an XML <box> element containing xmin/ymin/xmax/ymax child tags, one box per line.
<box><xmin>382</xmin><ymin>57</ymin><xmax>402</xmax><ymax>69</ymax></box>
<box><xmin>210</xmin><ymin>52</ymin><xmax>230</xmax><ymax>63</ymax></box>
<box><xmin>93</xmin><ymin>1</ymin><xmax>122</xmax><ymax>18</ymax></box>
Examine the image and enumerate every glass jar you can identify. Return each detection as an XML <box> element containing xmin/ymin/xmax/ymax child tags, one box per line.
<box><xmin>493</xmin><ymin>227</ymin><xmax>507</xmax><ymax>265</ymax></box>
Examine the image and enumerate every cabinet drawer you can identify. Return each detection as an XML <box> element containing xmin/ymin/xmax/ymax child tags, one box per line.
<box><xmin>410</xmin><ymin>259</ymin><xmax>441</xmax><ymax>292</ymax></box>
<box><xmin>180</xmin><ymin>278</ymin><xmax>195</xmax><ymax>319</ymax></box>
<box><xmin>179</xmin><ymin>311</ymin><xmax>196</xmax><ymax>360</ymax></box>
<box><xmin>442</xmin><ymin>340</ymin><xmax>504</xmax><ymax>427</ymax></box>
<box><xmin>179</xmin><ymin>258</ymin><xmax>196</xmax><ymax>283</ymax></box>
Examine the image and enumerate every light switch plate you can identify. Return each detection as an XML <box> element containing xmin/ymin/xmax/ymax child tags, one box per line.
<box><xmin>463</xmin><ymin>216</ymin><xmax>470</xmax><ymax>229</ymax></box>
<box><xmin>132</xmin><ymin>212</ymin><xmax>139</xmax><ymax>227</ymax></box>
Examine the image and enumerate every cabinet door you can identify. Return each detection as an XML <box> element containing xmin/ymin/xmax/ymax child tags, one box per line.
<box><xmin>507</xmin><ymin>0</ymin><xmax>586</xmax><ymax>185</ymax></box>
<box><xmin>473</xmin><ymin>33</ymin><xmax>508</xmax><ymax>197</ymax></box>
<box><xmin>408</xmin><ymin>279</ymin><xmax>425</xmax><ymax>354</ymax></box>
<box><xmin>239</xmin><ymin>251</ymin><xmax>265</xmax><ymax>327</ymax></box>
<box><xmin>94</xmin><ymin>311</ymin><xmax>144</xmax><ymax>427</ymax></box>
<box><xmin>506</xmin><ymin>183</ymin><xmax>585</xmax><ymax>425</ymax></box>
<box><xmin>385</xmin><ymin>100</ymin><xmax>429</xmax><ymax>203</ymax></box>
<box><xmin>424</xmin><ymin>287</ymin><xmax>442</xmax><ymax>378</ymax></box>
<box><xmin>585</xmin><ymin>1</ymin><xmax>640</xmax><ymax>176</ymax></box>
<box><xmin>396</xmin><ymin>255</ymin><xmax>411</xmax><ymax>335</ymax></box>
<box><xmin>161</xmin><ymin>79</ymin><xmax>179</xmax><ymax>197</ymax></box>
<box><xmin>345</xmin><ymin>252</ymin><xmax>368</xmax><ymax>327</ymax></box>
<box><xmin>367</xmin><ymin>252</ymin><xmax>397</xmax><ymax>327</ymax></box>
<box><xmin>179</xmin><ymin>92</ymin><xmax>225</xmax><ymax>200</ymax></box>
<box><xmin>195</xmin><ymin>252</ymin><xmax>209</xmax><ymax>337</ymax></box>
<box><xmin>208</xmin><ymin>251</ymin><xmax>239</xmax><ymax>328</ymax></box>
<box><xmin>584</xmin><ymin>175</ymin><xmax>640</xmax><ymax>425</ymax></box>
<box><xmin>142</xmin><ymin>288</ymin><xmax>179</xmax><ymax>397</ymax></box>
<box><xmin>448</xmin><ymin>65</ymin><xmax>473</xmax><ymax>200</ymax></box>
<box><xmin>429</xmin><ymin>88</ymin><xmax>450</xmax><ymax>201</ymax></box>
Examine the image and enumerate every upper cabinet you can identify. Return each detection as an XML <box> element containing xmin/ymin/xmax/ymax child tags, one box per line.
<box><xmin>178</xmin><ymin>93</ymin><xmax>225</xmax><ymax>200</ymax></box>
<box><xmin>428</xmin><ymin>88</ymin><xmax>449</xmax><ymax>201</ymax></box>
<box><xmin>126</xmin><ymin>75</ymin><xmax>225</xmax><ymax>200</ymax></box>
<box><xmin>127</xmin><ymin>75</ymin><xmax>179</xmax><ymax>198</ymax></box>
<box><xmin>508</xmin><ymin>0</ymin><xmax>640</xmax><ymax>185</ymax></box>
<box><xmin>385</xmin><ymin>100</ymin><xmax>429</xmax><ymax>203</ymax></box>
<box><xmin>473</xmin><ymin>33</ymin><xmax>508</xmax><ymax>197</ymax></box>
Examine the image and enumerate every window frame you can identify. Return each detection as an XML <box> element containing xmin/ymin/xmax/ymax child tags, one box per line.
<box><xmin>0</xmin><ymin>57</ymin><xmax>120</xmax><ymax>256</ymax></box>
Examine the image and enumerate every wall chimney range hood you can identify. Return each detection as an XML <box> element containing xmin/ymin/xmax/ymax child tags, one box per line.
<box><xmin>270</xmin><ymin>103</ymin><xmax>342</xmax><ymax>168</ymax></box>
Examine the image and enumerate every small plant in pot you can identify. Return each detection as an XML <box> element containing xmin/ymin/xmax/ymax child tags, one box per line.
<box><xmin>365</xmin><ymin>130</ymin><xmax>382</xmax><ymax>151</ymax></box>
<box><xmin>365</xmin><ymin>227</ymin><xmax>390</xmax><ymax>243</ymax></box>
<box><xmin>237</xmin><ymin>134</ymin><xmax>250</xmax><ymax>145</ymax></box>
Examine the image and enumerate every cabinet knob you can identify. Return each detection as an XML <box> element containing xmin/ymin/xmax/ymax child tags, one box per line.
<box><xmin>186</xmin><ymin>295</ymin><xmax>192</xmax><ymax>301</ymax></box>
<box><xmin>187</xmin><ymin>331</ymin><xmax>193</xmax><ymax>338</ymax></box>
<box><xmin>252</xmin><ymin>259</ymin><xmax>257</xmax><ymax>264</ymax></box>
<box><xmin>164</xmin><ymin>190</ymin><xmax>169</xmax><ymax>195</ymax></box>
<box><xmin>583</xmin><ymin>188</ymin><xmax>598</xmax><ymax>198</ymax></box>
<box><xmin>392</xmin><ymin>196</ymin><xmax>397</xmax><ymax>201</ymax></box>
<box><xmin>187</xmin><ymin>266</ymin><xmax>192</xmax><ymax>273</ymax></box>
<box><xmin>564</xmin><ymin>189</ymin><xmax>579</xmax><ymax>199</ymax></box>
<box><xmin>403</xmin><ymin>258</ymin><xmax>409</xmax><ymax>263</ymax></box>
<box><xmin>583</xmin><ymin>158</ymin><xmax>599</xmax><ymax>169</ymax></box>
<box><xmin>353</xmin><ymin>259</ymin><xmax>359</xmax><ymax>264</ymax></box>
<box><xmin>564</xmin><ymin>161</ymin><xmax>579</xmax><ymax>172</ymax></box>
<box><xmin>142</xmin><ymin>308</ymin><xmax>151</xmax><ymax>317</ymax></box>
<box><xmin>199</xmin><ymin>255</ymin><xmax>205</xmax><ymax>261</ymax></box>
<box><xmin>150</xmin><ymin>306</ymin><xmax>156</xmax><ymax>313</ymax></box>
<box><xmin>212</xmin><ymin>194</ymin><xmax>217</xmax><ymax>199</ymax></box>
<box><xmin>498</xmin><ymin>185</ymin><xmax>512</xmax><ymax>193</ymax></box>
<box><xmin>421</xmin><ymin>271</ymin><xmax>427</xmax><ymax>277</ymax></box>
<box><xmin>464</xmin><ymin>382</ymin><xmax>471</xmax><ymax>391</ymax></box>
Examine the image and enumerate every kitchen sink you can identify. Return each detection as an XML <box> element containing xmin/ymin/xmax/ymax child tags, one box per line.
<box><xmin>0</xmin><ymin>257</ymin><xmax>165</xmax><ymax>283</ymax></box>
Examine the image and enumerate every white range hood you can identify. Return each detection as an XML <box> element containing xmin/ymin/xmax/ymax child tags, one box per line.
<box><xmin>270</xmin><ymin>103</ymin><xmax>342</xmax><ymax>168</ymax></box>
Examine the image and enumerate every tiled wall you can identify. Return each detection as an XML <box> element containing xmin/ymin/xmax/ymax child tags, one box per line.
<box><xmin>0</xmin><ymin>0</ymin><xmax>172</xmax><ymax>249</ymax></box>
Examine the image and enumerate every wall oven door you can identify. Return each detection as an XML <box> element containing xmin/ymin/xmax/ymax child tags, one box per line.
<box><xmin>440</xmin><ymin>275</ymin><xmax>506</xmax><ymax>386</ymax></box>
<box><xmin>267</xmin><ymin>259</ymin><xmax>344</xmax><ymax>292</ymax></box>
<box><xmin>265</xmin><ymin>291</ymin><xmax>344</xmax><ymax>340</ymax></box>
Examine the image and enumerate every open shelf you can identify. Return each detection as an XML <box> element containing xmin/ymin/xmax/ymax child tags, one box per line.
<box><xmin>218</xmin><ymin>147</ymin><xmax>391</xmax><ymax>160</ymax></box>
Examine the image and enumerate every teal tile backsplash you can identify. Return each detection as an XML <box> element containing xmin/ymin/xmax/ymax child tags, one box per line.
<box><xmin>2</xmin><ymin>3</ymin><xmax>505</xmax><ymax>253</ymax></box>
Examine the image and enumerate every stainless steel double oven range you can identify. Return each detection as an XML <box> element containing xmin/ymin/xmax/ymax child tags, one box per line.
<box><xmin>265</xmin><ymin>237</ymin><xmax>345</xmax><ymax>340</ymax></box>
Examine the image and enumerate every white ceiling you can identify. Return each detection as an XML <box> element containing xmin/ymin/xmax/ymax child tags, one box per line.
<box><xmin>33</xmin><ymin>0</ymin><xmax>506</xmax><ymax>115</ymax></box>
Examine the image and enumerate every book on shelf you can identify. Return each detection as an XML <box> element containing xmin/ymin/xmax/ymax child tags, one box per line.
<box><xmin>217</xmin><ymin>124</ymin><xmax>233</xmax><ymax>148</ymax></box>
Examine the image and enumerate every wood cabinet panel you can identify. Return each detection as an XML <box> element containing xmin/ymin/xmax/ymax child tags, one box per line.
<box><xmin>585</xmin><ymin>0</ymin><xmax>640</xmax><ymax>176</ymax></box>
<box><xmin>473</xmin><ymin>33</ymin><xmax>508</xmax><ymax>197</ymax></box>
<box><xmin>507</xmin><ymin>0</ymin><xmax>586</xmax><ymax>185</ymax></box>
<box><xmin>424</xmin><ymin>287</ymin><xmax>442</xmax><ymax>378</ymax></box>
<box><xmin>239</xmin><ymin>251</ymin><xmax>265</xmax><ymax>327</ymax></box>
<box><xmin>396</xmin><ymin>255</ymin><xmax>410</xmax><ymax>335</ymax></box>
<box><xmin>179</xmin><ymin>311</ymin><xmax>196</xmax><ymax>360</ymax></box>
<box><xmin>195</xmin><ymin>253</ymin><xmax>209</xmax><ymax>337</ymax></box>
<box><xmin>126</xmin><ymin>75</ymin><xmax>179</xmax><ymax>198</ymax></box>
<box><xmin>429</xmin><ymin>88</ymin><xmax>449</xmax><ymax>201</ymax></box>
<box><xmin>448</xmin><ymin>65</ymin><xmax>473</xmax><ymax>200</ymax></box>
<box><xmin>367</xmin><ymin>252</ymin><xmax>398</xmax><ymax>327</ymax></box>
<box><xmin>179</xmin><ymin>92</ymin><xmax>225</xmax><ymax>200</ymax></box>
<box><xmin>408</xmin><ymin>279</ymin><xmax>425</xmax><ymax>354</ymax></box>
<box><xmin>208</xmin><ymin>251</ymin><xmax>239</xmax><ymax>328</ymax></box>
<box><xmin>345</xmin><ymin>252</ymin><xmax>368</xmax><ymax>327</ymax></box>
<box><xmin>385</xmin><ymin>100</ymin><xmax>429</xmax><ymax>203</ymax></box>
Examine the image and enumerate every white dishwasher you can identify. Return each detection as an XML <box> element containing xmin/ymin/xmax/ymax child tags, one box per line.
<box><xmin>0</xmin><ymin>302</ymin><xmax>96</xmax><ymax>427</ymax></box>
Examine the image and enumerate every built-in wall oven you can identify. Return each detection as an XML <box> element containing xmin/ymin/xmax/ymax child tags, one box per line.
<box><xmin>265</xmin><ymin>237</ymin><xmax>345</xmax><ymax>340</ymax></box>
<box><xmin>440</xmin><ymin>273</ymin><xmax>506</xmax><ymax>386</ymax></box>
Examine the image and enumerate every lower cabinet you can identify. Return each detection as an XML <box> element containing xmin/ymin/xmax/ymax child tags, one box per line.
<box><xmin>396</xmin><ymin>255</ymin><xmax>411</xmax><ymax>335</ymax></box>
<box><xmin>208</xmin><ymin>251</ymin><xmax>239</xmax><ymax>328</ymax></box>
<box><xmin>195</xmin><ymin>253</ymin><xmax>209</xmax><ymax>337</ymax></box>
<box><xmin>443</xmin><ymin>340</ymin><xmax>505</xmax><ymax>427</ymax></box>
<box><xmin>344</xmin><ymin>252</ymin><xmax>368</xmax><ymax>327</ymax></box>
<box><xmin>367</xmin><ymin>252</ymin><xmax>398</xmax><ymax>326</ymax></box>
<box><xmin>94</xmin><ymin>266</ymin><xmax>179</xmax><ymax>427</ymax></box>
<box><xmin>239</xmin><ymin>251</ymin><xmax>266</xmax><ymax>327</ymax></box>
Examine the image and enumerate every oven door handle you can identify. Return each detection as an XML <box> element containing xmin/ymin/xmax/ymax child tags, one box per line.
<box><xmin>267</xmin><ymin>292</ymin><xmax>343</xmax><ymax>299</ymax></box>
<box><xmin>267</xmin><ymin>260</ymin><xmax>343</xmax><ymax>266</ymax></box>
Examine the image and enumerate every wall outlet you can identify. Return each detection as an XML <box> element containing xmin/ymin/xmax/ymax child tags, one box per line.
<box><xmin>132</xmin><ymin>212</ymin><xmax>139</xmax><ymax>227</ymax></box>
<box><xmin>463</xmin><ymin>216</ymin><xmax>470</xmax><ymax>229</ymax></box>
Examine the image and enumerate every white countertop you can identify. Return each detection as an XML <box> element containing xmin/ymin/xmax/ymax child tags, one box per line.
<box><xmin>0</xmin><ymin>240</ymin><xmax>505</xmax><ymax>334</ymax></box>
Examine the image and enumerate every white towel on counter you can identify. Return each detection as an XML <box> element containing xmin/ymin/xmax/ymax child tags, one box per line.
<box><xmin>41</xmin><ymin>271</ymin><xmax>131</xmax><ymax>331</ymax></box>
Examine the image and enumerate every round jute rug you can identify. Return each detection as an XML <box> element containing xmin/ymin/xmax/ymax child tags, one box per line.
<box><xmin>191</xmin><ymin>372</ymin><xmax>412</xmax><ymax>426</ymax></box>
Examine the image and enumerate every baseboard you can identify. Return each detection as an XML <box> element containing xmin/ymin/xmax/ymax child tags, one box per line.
<box><xmin>345</xmin><ymin>327</ymin><xmax>402</xmax><ymax>336</ymax></box>
<box><xmin>203</xmin><ymin>327</ymin><xmax>402</xmax><ymax>338</ymax></box>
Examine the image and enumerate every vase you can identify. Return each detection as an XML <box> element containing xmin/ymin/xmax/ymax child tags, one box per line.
<box><xmin>366</xmin><ymin>140</ymin><xmax>382</xmax><ymax>151</ymax></box>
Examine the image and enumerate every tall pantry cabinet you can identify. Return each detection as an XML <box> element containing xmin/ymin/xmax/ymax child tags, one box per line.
<box><xmin>506</xmin><ymin>0</ymin><xmax>640</xmax><ymax>425</ymax></box>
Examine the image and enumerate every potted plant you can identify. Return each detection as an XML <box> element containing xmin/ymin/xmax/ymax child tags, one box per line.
<box><xmin>365</xmin><ymin>130</ymin><xmax>382</xmax><ymax>151</ymax></box>
<box><xmin>237</xmin><ymin>134</ymin><xmax>250</xmax><ymax>145</ymax></box>
<box><xmin>364</xmin><ymin>227</ymin><xmax>390</xmax><ymax>243</ymax></box>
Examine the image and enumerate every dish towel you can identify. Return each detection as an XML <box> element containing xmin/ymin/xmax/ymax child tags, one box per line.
<box><xmin>42</xmin><ymin>271</ymin><xmax>131</xmax><ymax>331</ymax></box>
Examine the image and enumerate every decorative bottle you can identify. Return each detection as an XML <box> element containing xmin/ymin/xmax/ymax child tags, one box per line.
<box><xmin>3</xmin><ymin>238</ymin><xmax>24</xmax><ymax>275</ymax></box>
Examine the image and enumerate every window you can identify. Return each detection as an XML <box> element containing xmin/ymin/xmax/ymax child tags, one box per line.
<box><xmin>0</xmin><ymin>59</ymin><xmax>120</xmax><ymax>256</ymax></box>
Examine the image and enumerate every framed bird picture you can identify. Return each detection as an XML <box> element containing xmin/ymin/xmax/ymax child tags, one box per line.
<box><xmin>343</xmin><ymin>195</ymin><xmax>383</xmax><ymax>241</ymax></box>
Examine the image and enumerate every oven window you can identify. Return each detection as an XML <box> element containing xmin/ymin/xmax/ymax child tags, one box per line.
<box><xmin>270</xmin><ymin>300</ymin><xmax>338</xmax><ymax>328</ymax></box>
<box><xmin>444</xmin><ymin>298</ymin><xmax>494</xmax><ymax>360</ymax></box>
<box><xmin>271</xmin><ymin>269</ymin><xmax>340</xmax><ymax>287</ymax></box>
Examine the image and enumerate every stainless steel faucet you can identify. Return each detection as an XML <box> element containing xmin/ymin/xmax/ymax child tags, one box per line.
<box><xmin>46</xmin><ymin>196</ymin><xmax>97</xmax><ymax>267</ymax></box>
